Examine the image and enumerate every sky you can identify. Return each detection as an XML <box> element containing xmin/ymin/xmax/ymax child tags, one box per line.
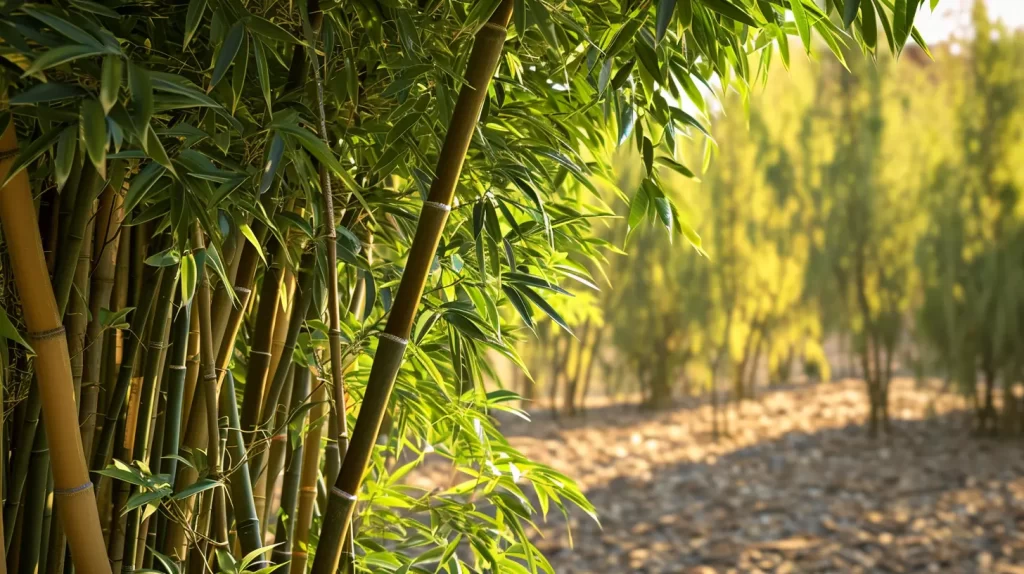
<box><xmin>914</xmin><ymin>0</ymin><xmax>1024</xmax><ymax>43</ymax></box>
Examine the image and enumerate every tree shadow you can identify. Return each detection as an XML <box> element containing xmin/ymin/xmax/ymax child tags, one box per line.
<box><xmin>526</xmin><ymin>405</ymin><xmax>1024</xmax><ymax>573</ymax></box>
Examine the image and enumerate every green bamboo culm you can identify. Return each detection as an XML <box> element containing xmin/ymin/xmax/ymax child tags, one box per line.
<box><xmin>308</xmin><ymin>2</ymin><xmax>514</xmax><ymax>571</ymax></box>
<box><xmin>222</xmin><ymin>371</ymin><xmax>266</xmax><ymax>569</ymax></box>
<box><xmin>90</xmin><ymin>262</ymin><xmax>161</xmax><ymax>486</ymax></box>
<box><xmin>120</xmin><ymin>268</ymin><xmax>178</xmax><ymax>572</ymax></box>
<box><xmin>152</xmin><ymin>299</ymin><xmax>190</xmax><ymax>553</ymax></box>
<box><xmin>269</xmin><ymin>365</ymin><xmax>310</xmax><ymax>570</ymax></box>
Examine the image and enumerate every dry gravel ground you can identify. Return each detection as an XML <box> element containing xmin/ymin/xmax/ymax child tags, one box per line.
<box><xmin>413</xmin><ymin>379</ymin><xmax>1024</xmax><ymax>573</ymax></box>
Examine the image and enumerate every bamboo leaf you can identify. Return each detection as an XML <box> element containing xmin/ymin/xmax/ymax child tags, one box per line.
<box><xmin>253</xmin><ymin>38</ymin><xmax>272</xmax><ymax>113</ymax></box>
<box><xmin>211</xmin><ymin>22</ymin><xmax>245</xmax><ymax>89</ymax></box>
<box><xmin>789</xmin><ymin>0</ymin><xmax>812</xmax><ymax>53</ymax></box>
<box><xmin>238</xmin><ymin>223</ymin><xmax>266</xmax><ymax>264</ymax></box>
<box><xmin>244</xmin><ymin>14</ymin><xmax>302</xmax><ymax>45</ymax></box>
<box><xmin>516</xmin><ymin>286</ymin><xmax>573</xmax><ymax>336</ymax></box>
<box><xmin>656</xmin><ymin>0</ymin><xmax>677</xmax><ymax>43</ymax></box>
<box><xmin>259</xmin><ymin>133</ymin><xmax>284</xmax><ymax>195</ymax></box>
<box><xmin>100</xmin><ymin>55</ymin><xmax>122</xmax><ymax>113</ymax></box>
<box><xmin>703</xmin><ymin>0</ymin><xmax>759</xmax><ymax>27</ymax></box>
<box><xmin>124</xmin><ymin>162</ymin><xmax>165</xmax><ymax>212</ymax></box>
<box><xmin>22</xmin><ymin>45</ymin><xmax>109</xmax><ymax>77</ymax></box>
<box><xmin>0</xmin><ymin>307</ymin><xmax>31</xmax><ymax>351</ymax></box>
<box><xmin>181</xmin><ymin>253</ymin><xmax>197</xmax><ymax>304</ymax></box>
<box><xmin>144</xmin><ymin>127</ymin><xmax>174</xmax><ymax>173</ymax></box>
<box><xmin>861</xmin><ymin>0</ymin><xmax>877</xmax><ymax>49</ymax></box>
<box><xmin>80</xmin><ymin>98</ymin><xmax>107</xmax><ymax>171</ymax></box>
<box><xmin>130</xmin><ymin>63</ymin><xmax>153</xmax><ymax>130</ymax></box>
<box><xmin>183</xmin><ymin>0</ymin><xmax>207</xmax><ymax>49</ymax></box>
<box><xmin>54</xmin><ymin>124</ymin><xmax>77</xmax><ymax>190</ymax></box>
<box><xmin>145</xmin><ymin>248</ymin><xmax>180</xmax><ymax>267</ymax></box>
<box><xmin>171</xmin><ymin>478</ymin><xmax>221</xmax><ymax>501</ymax></box>
<box><xmin>606</xmin><ymin>17</ymin><xmax>644</xmax><ymax>59</ymax></box>
<box><xmin>22</xmin><ymin>6</ymin><xmax>104</xmax><ymax>48</ymax></box>
<box><xmin>124</xmin><ymin>489</ymin><xmax>169</xmax><ymax>514</ymax></box>
<box><xmin>10</xmin><ymin>83</ymin><xmax>85</xmax><ymax>104</ymax></box>
<box><xmin>843</xmin><ymin>0</ymin><xmax>860</xmax><ymax>28</ymax></box>
<box><xmin>656</xmin><ymin>156</ymin><xmax>697</xmax><ymax>179</ymax></box>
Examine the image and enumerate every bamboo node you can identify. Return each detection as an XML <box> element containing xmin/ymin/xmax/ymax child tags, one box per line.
<box><xmin>379</xmin><ymin>332</ymin><xmax>408</xmax><ymax>346</ymax></box>
<box><xmin>169</xmin><ymin>364</ymin><xmax>187</xmax><ymax>370</ymax></box>
<box><xmin>250</xmin><ymin>350</ymin><xmax>272</xmax><ymax>357</ymax></box>
<box><xmin>54</xmin><ymin>481</ymin><xmax>94</xmax><ymax>497</ymax></box>
<box><xmin>203</xmin><ymin>373</ymin><xmax>218</xmax><ymax>381</ymax></box>
<box><xmin>271</xmin><ymin>434</ymin><xmax>287</xmax><ymax>442</ymax></box>
<box><xmin>331</xmin><ymin>486</ymin><xmax>357</xmax><ymax>501</ymax></box>
<box><xmin>27</xmin><ymin>326</ymin><xmax>66</xmax><ymax>340</ymax></box>
<box><xmin>0</xmin><ymin>148</ymin><xmax>19</xmax><ymax>162</ymax></box>
<box><xmin>235</xmin><ymin>286</ymin><xmax>252</xmax><ymax>295</ymax></box>
<box><xmin>423</xmin><ymin>200</ymin><xmax>451</xmax><ymax>212</ymax></box>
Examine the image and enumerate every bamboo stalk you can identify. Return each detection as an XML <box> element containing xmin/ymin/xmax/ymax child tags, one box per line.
<box><xmin>121</xmin><ymin>269</ymin><xmax>177</xmax><ymax>573</ymax></box>
<box><xmin>256</xmin><ymin>366</ymin><xmax>292</xmax><ymax>541</ymax></box>
<box><xmin>53</xmin><ymin>162</ymin><xmax>104</xmax><ymax>316</ymax></box>
<box><xmin>267</xmin><ymin>269</ymin><xmax>297</xmax><ymax>397</ymax></box>
<box><xmin>3</xmin><ymin>387</ymin><xmax>38</xmax><ymax>550</ymax></box>
<box><xmin>180</xmin><ymin>301</ymin><xmax>201</xmax><ymax>430</ymax></box>
<box><xmin>48</xmin><ymin>200</ymin><xmax>95</xmax><ymax>574</ymax></box>
<box><xmin>0</xmin><ymin>118</ymin><xmax>111</xmax><ymax>574</ymax></box>
<box><xmin>289</xmin><ymin>380</ymin><xmax>326</xmax><ymax>574</ymax></box>
<box><xmin>94</xmin><ymin>228</ymin><xmax>132</xmax><ymax>462</ymax></box>
<box><xmin>20</xmin><ymin>427</ymin><xmax>49</xmax><ymax>574</ymax></box>
<box><xmin>90</xmin><ymin>259</ymin><xmax>160</xmax><ymax>488</ymax></box>
<box><xmin>152</xmin><ymin>301</ymin><xmax>190</xmax><ymax>553</ymax></box>
<box><xmin>222</xmin><ymin>372</ymin><xmax>266</xmax><ymax>569</ymax></box>
<box><xmin>246</xmin><ymin>254</ymin><xmax>314</xmax><ymax>489</ymax></box>
<box><xmin>269</xmin><ymin>365</ymin><xmax>309</xmax><ymax>570</ymax></box>
<box><xmin>80</xmin><ymin>183</ymin><xmax>122</xmax><ymax>462</ymax></box>
<box><xmin>309</xmin><ymin>3</ymin><xmax>513</xmax><ymax>571</ymax></box>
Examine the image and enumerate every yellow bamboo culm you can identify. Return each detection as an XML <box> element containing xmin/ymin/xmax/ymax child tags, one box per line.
<box><xmin>290</xmin><ymin>379</ymin><xmax>327</xmax><ymax>574</ymax></box>
<box><xmin>0</xmin><ymin>122</ymin><xmax>111</xmax><ymax>573</ymax></box>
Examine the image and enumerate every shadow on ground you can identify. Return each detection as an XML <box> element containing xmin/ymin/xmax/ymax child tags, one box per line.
<box><xmin>510</xmin><ymin>380</ymin><xmax>1024</xmax><ymax>574</ymax></box>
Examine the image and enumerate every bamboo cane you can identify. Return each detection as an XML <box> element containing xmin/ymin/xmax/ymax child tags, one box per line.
<box><xmin>289</xmin><ymin>379</ymin><xmax>326</xmax><ymax>574</ymax></box>
<box><xmin>180</xmin><ymin>301</ymin><xmax>201</xmax><ymax>430</ymax></box>
<box><xmin>152</xmin><ymin>301</ymin><xmax>190</xmax><ymax>553</ymax></box>
<box><xmin>246</xmin><ymin>254</ymin><xmax>314</xmax><ymax>489</ymax></box>
<box><xmin>0</xmin><ymin>117</ymin><xmax>111</xmax><ymax>574</ymax></box>
<box><xmin>20</xmin><ymin>427</ymin><xmax>49</xmax><ymax>574</ymax></box>
<box><xmin>309</xmin><ymin>3</ymin><xmax>513</xmax><ymax>571</ymax></box>
<box><xmin>121</xmin><ymin>269</ymin><xmax>177</xmax><ymax>573</ymax></box>
<box><xmin>269</xmin><ymin>365</ymin><xmax>309</xmax><ymax>570</ymax></box>
<box><xmin>222</xmin><ymin>372</ymin><xmax>266</xmax><ymax>569</ymax></box>
<box><xmin>90</xmin><ymin>259</ymin><xmax>160</xmax><ymax>488</ymax></box>
<box><xmin>48</xmin><ymin>200</ymin><xmax>95</xmax><ymax>574</ymax></box>
<box><xmin>53</xmin><ymin>162</ymin><xmax>104</xmax><ymax>316</ymax></box>
<box><xmin>3</xmin><ymin>386</ymin><xmax>38</xmax><ymax>550</ymax></box>
<box><xmin>80</xmin><ymin>183</ymin><xmax>122</xmax><ymax>462</ymax></box>
<box><xmin>255</xmin><ymin>366</ymin><xmax>292</xmax><ymax>542</ymax></box>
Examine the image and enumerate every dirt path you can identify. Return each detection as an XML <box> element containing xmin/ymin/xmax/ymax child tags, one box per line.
<box><xmin>423</xmin><ymin>379</ymin><xmax>1024</xmax><ymax>573</ymax></box>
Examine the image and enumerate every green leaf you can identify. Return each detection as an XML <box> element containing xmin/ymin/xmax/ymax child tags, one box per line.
<box><xmin>789</xmin><ymin>0</ymin><xmax>812</xmax><ymax>52</ymax></box>
<box><xmin>144</xmin><ymin>127</ymin><xmax>174</xmax><ymax>172</ymax></box>
<box><xmin>259</xmin><ymin>134</ymin><xmax>285</xmax><ymax>195</ymax></box>
<box><xmin>129</xmin><ymin>64</ymin><xmax>153</xmax><ymax>130</ymax></box>
<box><xmin>656</xmin><ymin>0</ymin><xmax>677</xmax><ymax>43</ymax></box>
<box><xmin>252</xmin><ymin>39</ymin><xmax>272</xmax><ymax>113</ymax></box>
<box><xmin>211</xmin><ymin>22</ymin><xmax>245</xmax><ymax>89</ymax></box>
<box><xmin>100</xmin><ymin>306</ymin><xmax>134</xmax><ymax>330</ymax></box>
<box><xmin>703</xmin><ymin>0</ymin><xmax>759</xmax><ymax>27</ymax></box>
<box><xmin>124</xmin><ymin>162</ymin><xmax>165</xmax><ymax>213</ymax></box>
<box><xmin>0</xmin><ymin>307</ymin><xmax>31</xmax><ymax>351</ymax></box>
<box><xmin>516</xmin><ymin>286</ymin><xmax>573</xmax><ymax>336</ymax></box>
<box><xmin>385</xmin><ymin>112</ymin><xmax>422</xmax><ymax>146</ymax></box>
<box><xmin>843</xmin><ymin>0</ymin><xmax>860</xmax><ymax>28</ymax></box>
<box><xmin>23</xmin><ymin>45</ymin><xmax>109</xmax><ymax>78</ymax></box>
<box><xmin>1</xmin><ymin>125</ymin><xmax>63</xmax><ymax>186</ymax></box>
<box><xmin>54</xmin><ymin>125</ymin><xmax>77</xmax><ymax>190</ymax></box>
<box><xmin>100</xmin><ymin>55</ymin><xmax>122</xmax><ymax>114</ymax></box>
<box><xmin>656</xmin><ymin>156</ymin><xmax>697</xmax><ymax>179</ymax></box>
<box><xmin>81</xmin><ymin>99</ymin><xmax>107</xmax><ymax>170</ymax></box>
<box><xmin>860</xmin><ymin>0</ymin><xmax>877</xmax><ymax>49</ymax></box>
<box><xmin>642</xmin><ymin>137</ymin><xmax>654</xmax><ymax>177</ymax></box>
<box><xmin>10</xmin><ymin>83</ymin><xmax>85</xmax><ymax>105</ymax></box>
<box><xmin>124</xmin><ymin>489</ymin><xmax>169</xmax><ymax>514</ymax></box>
<box><xmin>22</xmin><ymin>6</ymin><xmax>104</xmax><ymax>48</ymax></box>
<box><xmin>183</xmin><ymin>0</ymin><xmax>207</xmax><ymax>49</ymax></box>
<box><xmin>606</xmin><ymin>17</ymin><xmax>644</xmax><ymax>59</ymax></box>
<box><xmin>245</xmin><ymin>15</ymin><xmax>302</xmax><ymax>45</ymax></box>
<box><xmin>238</xmin><ymin>223</ymin><xmax>266</xmax><ymax>264</ymax></box>
<box><xmin>181</xmin><ymin>253</ymin><xmax>197</xmax><ymax>304</ymax></box>
<box><xmin>171</xmin><ymin>478</ymin><xmax>221</xmax><ymax>501</ymax></box>
<box><xmin>146</xmin><ymin>249</ymin><xmax>180</xmax><ymax>267</ymax></box>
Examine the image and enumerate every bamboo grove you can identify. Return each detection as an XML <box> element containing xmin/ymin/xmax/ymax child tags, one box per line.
<box><xmin>524</xmin><ymin>2</ymin><xmax>1024</xmax><ymax>442</ymax></box>
<box><xmin>0</xmin><ymin>0</ymin><xmax>924</xmax><ymax>572</ymax></box>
